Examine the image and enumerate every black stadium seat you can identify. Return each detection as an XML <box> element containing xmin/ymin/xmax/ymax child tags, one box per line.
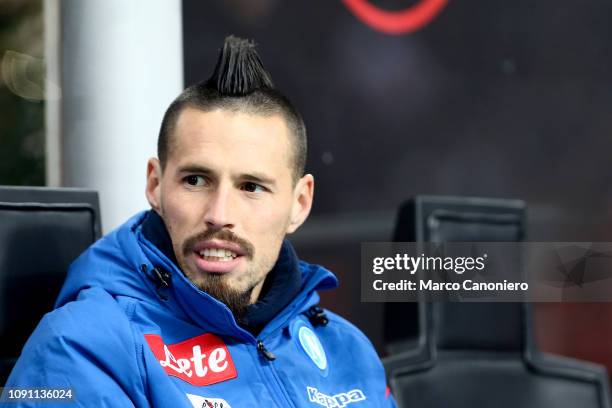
<box><xmin>385</xmin><ymin>300</ymin><xmax>611</xmax><ymax>407</ymax></box>
<box><xmin>385</xmin><ymin>196</ymin><xmax>525</xmax><ymax>353</ymax></box>
<box><xmin>0</xmin><ymin>186</ymin><xmax>101</xmax><ymax>384</ymax></box>
<box><xmin>384</xmin><ymin>195</ymin><xmax>611</xmax><ymax>407</ymax></box>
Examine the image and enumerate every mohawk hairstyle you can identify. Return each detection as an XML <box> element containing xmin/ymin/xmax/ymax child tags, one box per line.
<box><xmin>208</xmin><ymin>35</ymin><xmax>274</xmax><ymax>95</ymax></box>
<box><xmin>157</xmin><ymin>35</ymin><xmax>307</xmax><ymax>183</ymax></box>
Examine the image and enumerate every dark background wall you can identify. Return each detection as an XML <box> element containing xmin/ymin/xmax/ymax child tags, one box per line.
<box><xmin>182</xmin><ymin>0</ymin><xmax>612</xmax><ymax>370</ymax></box>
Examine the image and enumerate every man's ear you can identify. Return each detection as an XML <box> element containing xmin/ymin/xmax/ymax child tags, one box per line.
<box><xmin>286</xmin><ymin>174</ymin><xmax>314</xmax><ymax>234</ymax></box>
<box><xmin>145</xmin><ymin>158</ymin><xmax>163</xmax><ymax>213</ymax></box>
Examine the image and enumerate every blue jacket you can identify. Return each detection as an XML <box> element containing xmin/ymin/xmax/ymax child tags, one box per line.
<box><xmin>6</xmin><ymin>212</ymin><xmax>396</xmax><ymax>408</ymax></box>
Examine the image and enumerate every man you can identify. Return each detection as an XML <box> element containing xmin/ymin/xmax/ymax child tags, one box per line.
<box><xmin>6</xmin><ymin>36</ymin><xmax>396</xmax><ymax>407</ymax></box>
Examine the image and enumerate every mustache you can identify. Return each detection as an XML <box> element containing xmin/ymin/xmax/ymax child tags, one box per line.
<box><xmin>182</xmin><ymin>229</ymin><xmax>254</xmax><ymax>259</ymax></box>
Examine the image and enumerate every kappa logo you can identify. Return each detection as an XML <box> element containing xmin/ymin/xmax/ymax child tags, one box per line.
<box><xmin>186</xmin><ymin>393</ymin><xmax>232</xmax><ymax>408</ymax></box>
<box><xmin>144</xmin><ymin>333</ymin><xmax>237</xmax><ymax>386</ymax></box>
<box><xmin>307</xmin><ymin>386</ymin><xmax>366</xmax><ymax>408</ymax></box>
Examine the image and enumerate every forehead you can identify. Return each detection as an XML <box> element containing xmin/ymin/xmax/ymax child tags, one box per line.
<box><xmin>168</xmin><ymin>107</ymin><xmax>292</xmax><ymax>174</ymax></box>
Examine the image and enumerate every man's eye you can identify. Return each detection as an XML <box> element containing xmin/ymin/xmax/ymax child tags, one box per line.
<box><xmin>185</xmin><ymin>175</ymin><xmax>206</xmax><ymax>187</ymax></box>
<box><xmin>242</xmin><ymin>182</ymin><xmax>265</xmax><ymax>193</ymax></box>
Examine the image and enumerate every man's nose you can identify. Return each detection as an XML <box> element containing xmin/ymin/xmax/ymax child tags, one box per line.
<box><xmin>203</xmin><ymin>185</ymin><xmax>235</xmax><ymax>230</ymax></box>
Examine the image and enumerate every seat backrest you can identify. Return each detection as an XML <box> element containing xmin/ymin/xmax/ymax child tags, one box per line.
<box><xmin>0</xmin><ymin>186</ymin><xmax>101</xmax><ymax>383</ymax></box>
<box><xmin>388</xmin><ymin>299</ymin><xmax>610</xmax><ymax>408</ymax></box>
<box><xmin>385</xmin><ymin>195</ymin><xmax>525</xmax><ymax>352</ymax></box>
<box><xmin>391</xmin><ymin>350</ymin><xmax>609</xmax><ymax>408</ymax></box>
<box><xmin>384</xmin><ymin>195</ymin><xmax>611</xmax><ymax>408</ymax></box>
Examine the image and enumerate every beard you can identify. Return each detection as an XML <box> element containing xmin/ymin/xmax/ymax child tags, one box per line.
<box><xmin>164</xmin><ymin>219</ymin><xmax>283</xmax><ymax>323</ymax></box>
<box><xmin>189</xmin><ymin>272</ymin><xmax>257</xmax><ymax>323</ymax></box>
<box><xmin>176</xmin><ymin>228</ymin><xmax>262</xmax><ymax>322</ymax></box>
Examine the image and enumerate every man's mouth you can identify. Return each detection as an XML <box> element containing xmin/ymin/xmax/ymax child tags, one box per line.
<box><xmin>191</xmin><ymin>240</ymin><xmax>247</xmax><ymax>273</ymax></box>
<box><xmin>197</xmin><ymin>248</ymin><xmax>238</xmax><ymax>262</ymax></box>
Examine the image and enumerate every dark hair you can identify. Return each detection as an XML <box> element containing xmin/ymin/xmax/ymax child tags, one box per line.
<box><xmin>157</xmin><ymin>36</ymin><xmax>307</xmax><ymax>183</ymax></box>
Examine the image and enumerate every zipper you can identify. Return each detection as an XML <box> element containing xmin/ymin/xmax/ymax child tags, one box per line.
<box><xmin>254</xmin><ymin>338</ymin><xmax>296</xmax><ymax>408</ymax></box>
<box><xmin>257</xmin><ymin>340</ymin><xmax>276</xmax><ymax>361</ymax></box>
<box><xmin>253</xmin><ymin>308</ymin><xmax>329</xmax><ymax>406</ymax></box>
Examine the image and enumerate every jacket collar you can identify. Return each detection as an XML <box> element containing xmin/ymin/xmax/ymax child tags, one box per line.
<box><xmin>133</xmin><ymin>211</ymin><xmax>338</xmax><ymax>341</ymax></box>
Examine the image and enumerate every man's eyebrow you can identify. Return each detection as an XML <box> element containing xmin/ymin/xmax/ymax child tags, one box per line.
<box><xmin>177</xmin><ymin>164</ymin><xmax>216</xmax><ymax>175</ymax></box>
<box><xmin>240</xmin><ymin>172</ymin><xmax>276</xmax><ymax>186</ymax></box>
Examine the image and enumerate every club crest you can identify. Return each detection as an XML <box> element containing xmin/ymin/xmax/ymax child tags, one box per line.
<box><xmin>298</xmin><ymin>325</ymin><xmax>327</xmax><ymax>371</ymax></box>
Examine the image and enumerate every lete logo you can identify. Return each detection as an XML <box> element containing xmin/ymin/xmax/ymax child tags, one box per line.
<box><xmin>145</xmin><ymin>333</ymin><xmax>237</xmax><ymax>386</ymax></box>
<box><xmin>342</xmin><ymin>0</ymin><xmax>448</xmax><ymax>35</ymax></box>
